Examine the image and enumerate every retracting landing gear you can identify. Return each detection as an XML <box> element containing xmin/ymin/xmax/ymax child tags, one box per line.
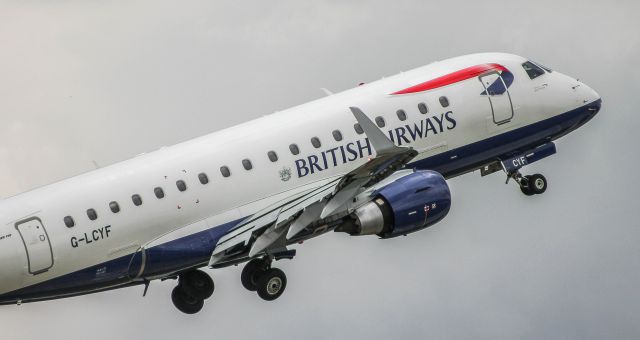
<box><xmin>241</xmin><ymin>257</ymin><xmax>287</xmax><ymax>301</ymax></box>
<box><xmin>493</xmin><ymin>142</ymin><xmax>555</xmax><ymax>196</ymax></box>
<box><xmin>509</xmin><ymin>171</ymin><xmax>548</xmax><ymax>196</ymax></box>
<box><xmin>171</xmin><ymin>269</ymin><xmax>214</xmax><ymax>314</ymax></box>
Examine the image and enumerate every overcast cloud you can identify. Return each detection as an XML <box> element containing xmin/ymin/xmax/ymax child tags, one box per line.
<box><xmin>0</xmin><ymin>0</ymin><xmax>639</xmax><ymax>339</ymax></box>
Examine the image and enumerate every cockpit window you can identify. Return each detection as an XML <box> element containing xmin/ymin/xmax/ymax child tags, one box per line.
<box><xmin>532</xmin><ymin>60</ymin><xmax>553</xmax><ymax>73</ymax></box>
<box><xmin>522</xmin><ymin>61</ymin><xmax>545</xmax><ymax>80</ymax></box>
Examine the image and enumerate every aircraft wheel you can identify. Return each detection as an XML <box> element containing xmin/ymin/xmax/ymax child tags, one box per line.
<box><xmin>180</xmin><ymin>269</ymin><xmax>214</xmax><ymax>300</ymax></box>
<box><xmin>529</xmin><ymin>174</ymin><xmax>547</xmax><ymax>194</ymax></box>
<box><xmin>519</xmin><ymin>176</ymin><xmax>534</xmax><ymax>196</ymax></box>
<box><xmin>256</xmin><ymin>268</ymin><xmax>287</xmax><ymax>301</ymax></box>
<box><xmin>241</xmin><ymin>258</ymin><xmax>268</xmax><ymax>292</ymax></box>
<box><xmin>171</xmin><ymin>286</ymin><xmax>204</xmax><ymax>314</ymax></box>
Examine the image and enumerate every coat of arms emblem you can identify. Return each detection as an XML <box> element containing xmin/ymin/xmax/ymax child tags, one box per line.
<box><xmin>279</xmin><ymin>167</ymin><xmax>292</xmax><ymax>181</ymax></box>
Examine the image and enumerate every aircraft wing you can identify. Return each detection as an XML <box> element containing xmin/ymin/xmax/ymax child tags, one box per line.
<box><xmin>208</xmin><ymin>107</ymin><xmax>417</xmax><ymax>267</ymax></box>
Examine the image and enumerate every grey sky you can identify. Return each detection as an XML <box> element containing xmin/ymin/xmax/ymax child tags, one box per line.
<box><xmin>1</xmin><ymin>0</ymin><xmax>639</xmax><ymax>339</ymax></box>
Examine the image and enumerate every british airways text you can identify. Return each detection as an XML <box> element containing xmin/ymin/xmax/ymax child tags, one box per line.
<box><xmin>295</xmin><ymin>111</ymin><xmax>456</xmax><ymax>178</ymax></box>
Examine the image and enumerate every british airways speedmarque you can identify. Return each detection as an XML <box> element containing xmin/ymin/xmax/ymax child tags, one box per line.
<box><xmin>0</xmin><ymin>53</ymin><xmax>601</xmax><ymax>313</ymax></box>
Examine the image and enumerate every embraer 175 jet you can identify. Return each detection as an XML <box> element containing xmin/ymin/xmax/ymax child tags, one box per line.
<box><xmin>0</xmin><ymin>53</ymin><xmax>601</xmax><ymax>314</ymax></box>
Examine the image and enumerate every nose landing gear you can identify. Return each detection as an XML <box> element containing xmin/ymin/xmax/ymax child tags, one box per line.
<box><xmin>171</xmin><ymin>269</ymin><xmax>214</xmax><ymax>314</ymax></box>
<box><xmin>510</xmin><ymin>171</ymin><xmax>548</xmax><ymax>196</ymax></box>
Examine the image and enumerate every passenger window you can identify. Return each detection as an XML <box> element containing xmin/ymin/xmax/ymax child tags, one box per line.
<box><xmin>220</xmin><ymin>166</ymin><xmax>231</xmax><ymax>177</ymax></box>
<box><xmin>354</xmin><ymin>123</ymin><xmax>364</xmax><ymax>135</ymax></box>
<box><xmin>267</xmin><ymin>151</ymin><xmax>278</xmax><ymax>162</ymax></box>
<box><xmin>418</xmin><ymin>102</ymin><xmax>428</xmax><ymax>114</ymax></box>
<box><xmin>132</xmin><ymin>194</ymin><xmax>143</xmax><ymax>206</ymax></box>
<box><xmin>198</xmin><ymin>173</ymin><xmax>209</xmax><ymax>185</ymax></box>
<box><xmin>522</xmin><ymin>61</ymin><xmax>545</xmax><ymax>79</ymax></box>
<box><xmin>396</xmin><ymin>109</ymin><xmax>407</xmax><ymax>121</ymax></box>
<box><xmin>154</xmin><ymin>187</ymin><xmax>165</xmax><ymax>199</ymax></box>
<box><xmin>176</xmin><ymin>180</ymin><xmax>187</xmax><ymax>192</ymax></box>
<box><xmin>64</xmin><ymin>216</ymin><xmax>75</xmax><ymax>228</ymax></box>
<box><xmin>439</xmin><ymin>96</ymin><xmax>449</xmax><ymax>107</ymax></box>
<box><xmin>109</xmin><ymin>201</ymin><xmax>120</xmax><ymax>213</ymax></box>
<box><xmin>311</xmin><ymin>137</ymin><xmax>321</xmax><ymax>149</ymax></box>
<box><xmin>289</xmin><ymin>144</ymin><xmax>300</xmax><ymax>155</ymax></box>
<box><xmin>87</xmin><ymin>208</ymin><xmax>98</xmax><ymax>221</ymax></box>
<box><xmin>375</xmin><ymin>116</ymin><xmax>385</xmax><ymax>128</ymax></box>
<box><xmin>332</xmin><ymin>130</ymin><xmax>343</xmax><ymax>142</ymax></box>
<box><xmin>242</xmin><ymin>159</ymin><xmax>253</xmax><ymax>170</ymax></box>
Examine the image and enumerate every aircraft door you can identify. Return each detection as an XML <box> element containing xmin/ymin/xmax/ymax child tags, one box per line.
<box><xmin>15</xmin><ymin>217</ymin><xmax>54</xmax><ymax>275</ymax></box>
<box><xmin>127</xmin><ymin>247</ymin><xmax>146</xmax><ymax>279</ymax></box>
<box><xmin>479</xmin><ymin>72</ymin><xmax>514</xmax><ymax>124</ymax></box>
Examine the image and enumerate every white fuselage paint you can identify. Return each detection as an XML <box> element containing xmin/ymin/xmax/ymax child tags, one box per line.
<box><xmin>0</xmin><ymin>53</ymin><xmax>600</xmax><ymax>298</ymax></box>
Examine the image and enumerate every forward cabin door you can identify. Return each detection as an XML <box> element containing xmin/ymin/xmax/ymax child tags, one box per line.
<box><xmin>15</xmin><ymin>217</ymin><xmax>53</xmax><ymax>275</ymax></box>
<box><xmin>479</xmin><ymin>72</ymin><xmax>514</xmax><ymax>125</ymax></box>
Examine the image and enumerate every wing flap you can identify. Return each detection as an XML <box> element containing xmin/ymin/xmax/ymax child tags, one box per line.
<box><xmin>208</xmin><ymin>178</ymin><xmax>341</xmax><ymax>266</ymax></box>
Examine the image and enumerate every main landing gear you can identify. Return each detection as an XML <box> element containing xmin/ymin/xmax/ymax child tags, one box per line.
<box><xmin>171</xmin><ymin>269</ymin><xmax>215</xmax><ymax>314</ymax></box>
<box><xmin>241</xmin><ymin>257</ymin><xmax>287</xmax><ymax>301</ymax></box>
<box><xmin>509</xmin><ymin>171</ymin><xmax>548</xmax><ymax>196</ymax></box>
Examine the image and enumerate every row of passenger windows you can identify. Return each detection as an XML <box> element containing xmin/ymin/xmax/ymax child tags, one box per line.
<box><xmin>287</xmin><ymin>97</ymin><xmax>449</xmax><ymax>155</ymax></box>
<box><xmin>61</xmin><ymin>97</ymin><xmax>450</xmax><ymax>228</ymax></box>
<box><xmin>63</xmin><ymin>173</ymin><xmax>211</xmax><ymax>228</ymax></box>
<box><xmin>269</xmin><ymin>99</ymin><xmax>448</xmax><ymax>160</ymax></box>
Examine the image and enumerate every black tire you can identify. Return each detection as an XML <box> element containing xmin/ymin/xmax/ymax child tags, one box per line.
<box><xmin>256</xmin><ymin>268</ymin><xmax>287</xmax><ymax>301</ymax></box>
<box><xmin>241</xmin><ymin>259</ymin><xmax>267</xmax><ymax>292</ymax></box>
<box><xmin>520</xmin><ymin>176</ymin><xmax>534</xmax><ymax>196</ymax></box>
<box><xmin>180</xmin><ymin>270</ymin><xmax>214</xmax><ymax>300</ymax></box>
<box><xmin>171</xmin><ymin>286</ymin><xmax>204</xmax><ymax>314</ymax></box>
<box><xmin>529</xmin><ymin>174</ymin><xmax>547</xmax><ymax>194</ymax></box>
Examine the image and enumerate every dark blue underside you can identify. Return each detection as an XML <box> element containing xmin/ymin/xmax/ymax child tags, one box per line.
<box><xmin>0</xmin><ymin>99</ymin><xmax>601</xmax><ymax>304</ymax></box>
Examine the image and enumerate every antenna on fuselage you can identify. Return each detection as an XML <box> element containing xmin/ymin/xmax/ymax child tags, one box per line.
<box><xmin>320</xmin><ymin>88</ymin><xmax>333</xmax><ymax>96</ymax></box>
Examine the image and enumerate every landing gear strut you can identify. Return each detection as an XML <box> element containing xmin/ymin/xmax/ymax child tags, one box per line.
<box><xmin>241</xmin><ymin>257</ymin><xmax>287</xmax><ymax>301</ymax></box>
<box><xmin>510</xmin><ymin>171</ymin><xmax>548</xmax><ymax>196</ymax></box>
<box><xmin>171</xmin><ymin>269</ymin><xmax>214</xmax><ymax>314</ymax></box>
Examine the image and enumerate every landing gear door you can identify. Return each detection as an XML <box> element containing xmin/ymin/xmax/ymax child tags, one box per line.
<box><xmin>15</xmin><ymin>217</ymin><xmax>54</xmax><ymax>275</ymax></box>
<box><xmin>480</xmin><ymin>72</ymin><xmax>514</xmax><ymax>125</ymax></box>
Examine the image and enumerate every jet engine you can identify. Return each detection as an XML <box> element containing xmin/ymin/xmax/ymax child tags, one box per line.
<box><xmin>339</xmin><ymin>170</ymin><xmax>451</xmax><ymax>238</ymax></box>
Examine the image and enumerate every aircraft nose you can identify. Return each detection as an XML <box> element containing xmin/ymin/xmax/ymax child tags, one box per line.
<box><xmin>585</xmin><ymin>83</ymin><xmax>601</xmax><ymax>103</ymax></box>
<box><xmin>581</xmin><ymin>83</ymin><xmax>602</xmax><ymax>116</ymax></box>
<box><xmin>578</xmin><ymin>81</ymin><xmax>601</xmax><ymax>105</ymax></box>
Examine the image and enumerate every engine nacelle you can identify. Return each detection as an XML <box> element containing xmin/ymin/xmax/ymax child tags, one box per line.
<box><xmin>345</xmin><ymin>170</ymin><xmax>451</xmax><ymax>238</ymax></box>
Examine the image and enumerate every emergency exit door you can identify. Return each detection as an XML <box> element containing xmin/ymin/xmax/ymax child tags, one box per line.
<box><xmin>15</xmin><ymin>217</ymin><xmax>53</xmax><ymax>274</ymax></box>
<box><xmin>479</xmin><ymin>72</ymin><xmax>514</xmax><ymax>125</ymax></box>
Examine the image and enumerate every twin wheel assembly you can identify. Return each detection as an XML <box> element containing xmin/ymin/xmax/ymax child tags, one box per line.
<box><xmin>508</xmin><ymin>169</ymin><xmax>548</xmax><ymax>196</ymax></box>
<box><xmin>240</xmin><ymin>258</ymin><xmax>287</xmax><ymax>301</ymax></box>
<box><xmin>171</xmin><ymin>258</ymin><xmax>287</xmax><ymax>314</ymax></box>
<box><xmin>515</xmin><ymin>173</ymin><xmax>548</xmax><ymax>196</ymax></box>
<box><xmin>171</xmin><ymin>269</ymin><xmax>215</xmax><ymax>314</ymax></box>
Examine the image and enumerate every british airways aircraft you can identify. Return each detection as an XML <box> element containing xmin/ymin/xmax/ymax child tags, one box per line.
<box><xmin>0</xmin><ymin>53</ymin><xmax>601</xmax><ymax>314</ymax></box>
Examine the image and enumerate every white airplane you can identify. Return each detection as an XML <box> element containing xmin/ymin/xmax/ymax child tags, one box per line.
<box><xmin>0</xmin><ymin>53</ymin><xmax>601</xmax><ymax>314</ymax></box>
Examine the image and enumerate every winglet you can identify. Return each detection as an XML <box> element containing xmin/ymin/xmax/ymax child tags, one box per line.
<box><xmin>350</xmin><ymin>107</ymin><xmax>399</xmax><ymax>156</ymax></box>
